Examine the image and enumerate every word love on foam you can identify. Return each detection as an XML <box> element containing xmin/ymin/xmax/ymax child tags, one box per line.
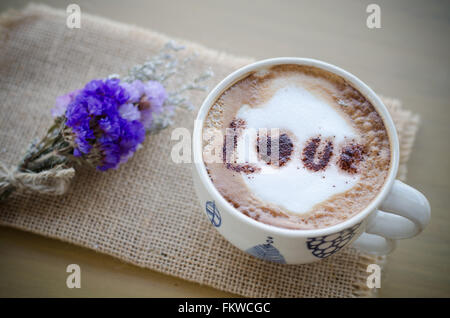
<box><xmin>203</xmin><ymin>126</ymin><xmax>365</xmax><ymax>175</ymax></box>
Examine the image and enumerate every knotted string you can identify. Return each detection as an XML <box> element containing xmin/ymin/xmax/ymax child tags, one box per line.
<box><xmin>0</xmin><ymin>162</ymin><xmax>75</xmax><ymax>199</ymax></box>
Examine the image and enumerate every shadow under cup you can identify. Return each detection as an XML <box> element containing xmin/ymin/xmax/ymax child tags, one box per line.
<box><xmin>192</xmin><ymin>58</ymin><xmax>429</xmax><ymax>264</ymax></box>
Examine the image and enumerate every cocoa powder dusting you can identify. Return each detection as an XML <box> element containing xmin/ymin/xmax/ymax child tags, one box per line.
<box><xmin>256</xmin><ymin>132</ymin><xmax>293</xmax><ymax>167</ymax></box>
<box><xmin>222</xmin><ymin>118</ymin><xmax>246</xmax><ymax>163</ymax></box>
<box><xmin>338</xmin><ymin>144</ymin><xmax>364</xmax><ymax>174</ymax></box>
<box><xmin>226</xmin><ymin>163</ymin><xmax>260</xmax><ymax>174</ymax></box>
<box><xmin>302</xmin><ymin>137</ymin><xmax>333</xmax><ymax>171</ymax></box>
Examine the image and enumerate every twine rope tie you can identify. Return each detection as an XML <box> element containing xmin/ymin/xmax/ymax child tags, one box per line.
<box><xmin>0</xmin><ymin>162</ymin><xmax>75</xmax><ymax>196</ymax></box>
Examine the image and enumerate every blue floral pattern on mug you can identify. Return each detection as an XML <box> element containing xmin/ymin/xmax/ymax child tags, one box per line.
<box><xmin>246</xmin><ymin>236</ymin><xmax>286</xmax><ymax>264</ymax></box>
<box><xmin>306</xmin><ymin>222</ymin><xmax>362</xmax><ymax>259</ymax></box>
<box><xmin>205</xmin><ymin>200</ymin><xmax>222</xmax><ymax>227</ymax></box>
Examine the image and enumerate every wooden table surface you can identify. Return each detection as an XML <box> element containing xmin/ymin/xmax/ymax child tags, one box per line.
<box><xmin>0</xmin><ymin>0</ymin><xmax>449</xmax><ymax>297</ymax></box>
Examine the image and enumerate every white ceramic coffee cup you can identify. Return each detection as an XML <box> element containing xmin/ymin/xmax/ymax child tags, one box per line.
<box><xmin>192</xmin><ymin>57</ymin><xmax>430</xmax><ymax>264</ymax></box>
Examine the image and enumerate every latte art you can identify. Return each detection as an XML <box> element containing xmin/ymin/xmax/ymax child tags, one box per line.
<box><xmin>203</xmin><ymin>64</ymin><xmax>391</xmax><ymax>230</ymax></box>
<box><xmin>301</xmin><ymin>137</ymin><xmax>334</xmax><ymax>172</ymax></box>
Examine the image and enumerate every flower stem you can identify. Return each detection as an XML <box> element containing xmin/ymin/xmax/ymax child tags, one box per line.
<box><xmin>0</xmin><ymin>119</ymin><xmax>72</xmax><ymax>202</ymax></box>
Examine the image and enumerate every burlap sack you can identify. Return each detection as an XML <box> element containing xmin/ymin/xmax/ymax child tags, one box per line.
<box><xmin>0</xmin><ymin>4</ymin><xmax>420</xmax><ymax>297</ymax></box>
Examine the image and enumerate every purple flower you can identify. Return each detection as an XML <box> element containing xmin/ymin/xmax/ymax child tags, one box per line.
<box><xmin>58</xmin><ymin>75</ymin><xmax>169</xmax><ymax>171</ymax></box>
<box><xmin>121</xmin><ymin>79</ymin><xmax>168</xmax><ymax>130</ymax></box>
<box><xmin>119</xmin><ymin>119</ymin><xmax>145</xmax><ymax>159</ymax></box>
<box><xmin>63</xmin><ymin>79</ymin><xmax>145</xmax><ymax>171</ymax></box>
<box><xmin>120</xmin><ymin>80</ymin><xmax>145</xmax><ymax>103</ymax></box>
<box><xmin>119</xmin><ymin>103</ymin><xmax>141</xmax><ymax>122</ymax></box>
<box><xmin>126</xmin><ymin>80</ymin><xmax>168</xmax><ymax>130</ymax></box>
<box><xmin>139</xmin><ymin>109</ymin><xmax>154</xmax><ymax>131</ymax></box>
<box><xmin>51</xmin><ymin>89</ymin><xmax>81</xmax><ymax>117</ymax></box>
<box><xmin>71</xmin><ymin>119</ymin><xmax>95</xmax><ymax>156</ymax></box>
<box><xmin>97</xmin><ymin>136</ymin><xmax>121</xmax><ymax>171</ymax></box>
<box><xmin>143</xmin><ymin>81</ymin><xmax>167</xmax><ymax>114</ymax></box>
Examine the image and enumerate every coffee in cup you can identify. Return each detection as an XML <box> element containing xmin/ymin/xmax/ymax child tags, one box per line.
<box><xmin>202</xmin><ymin>64</ymin><xmax>391</xmax><ymax>230</ymax></box>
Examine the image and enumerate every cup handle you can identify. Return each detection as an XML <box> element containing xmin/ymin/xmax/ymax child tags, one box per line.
<box><xmin>352</xmin><ymin>180</ymin><xmax>431</xmax><ymax>255</ymax></box>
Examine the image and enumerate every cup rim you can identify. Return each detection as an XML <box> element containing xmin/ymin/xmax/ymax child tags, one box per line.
<box><xmin>193</xmin><ymin>57</ymin><xmax>400</xmax><ymax>237</ymax></box>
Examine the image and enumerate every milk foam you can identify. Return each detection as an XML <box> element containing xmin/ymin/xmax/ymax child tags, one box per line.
<box><xmin>235</xmin><ymin>85</ymin><xmax>360</xmax><ymax>215</ymax></box>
